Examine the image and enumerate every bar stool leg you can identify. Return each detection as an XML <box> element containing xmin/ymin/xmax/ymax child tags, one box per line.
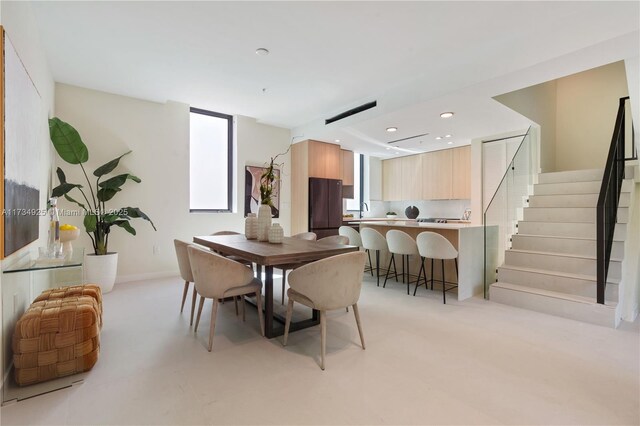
<box><xmin>392</xmin><ymin>255</ymin><xmax>398</xmax><ymax>281</ymax></box>
<box><xmin>406</xmin><ymin>255</ymin><xmax>410</xmax><ymax>294</ymax></box>
<box><xmin>414</xmin><ymin>257</ymin><xmax>425</xmax><ymax>296</ymax></box>
<box><xmin>430</xmin><ymin>258</ymin><xmax>434</xmax><ymax>290</ymax></box>
<box><xmin>442</xmin><ymin>259</ymin><xmax>446</xmax><ymax>304</ymax></box>
<box><xmin>401</xmin><ymin>255</ymin><xmax>406</xmax><ymax>284</ymax></box>
<box><xmin>376</xmin><ymin>250</ymin><xmax>381</xmax><ymax>287</ymax></box>
<box><xmin>366</xmin><ymin>249</ymin><xmax>374</xmax><ymax>277</ymax></box>
<box><xmin>383</xmin><ymin>254</ymin><xmax>395</xmax><ymax>288</ymax></box>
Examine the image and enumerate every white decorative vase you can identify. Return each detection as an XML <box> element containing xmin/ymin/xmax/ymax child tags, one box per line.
<box><xmin>85</xmin><ymin>252</ymin><xmax>118</xmax><ymax>294</ymax></box>
<box><xmin>268</xmin><ymin>223</ymin><xmax>284</xmax><ymax>244</ymax></box>
<box><xmin>245</xmin><ymin>213</ymin><xmax>258</xmax><ymax>239</ymax></box>
<box><xmin>257</xmin><ymin>204</ymin><xmax>272</xmax><ymax>242</ymax></box>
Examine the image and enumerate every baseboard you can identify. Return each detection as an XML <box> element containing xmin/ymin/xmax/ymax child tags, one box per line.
<box><xmin>115</xmin><ymin>270</ymin><xmax>178</xmax><ymax>284</ymax></box>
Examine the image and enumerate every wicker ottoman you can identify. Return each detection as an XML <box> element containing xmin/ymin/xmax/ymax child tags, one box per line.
<box><xmin>33</xmin><ymin>284</ymin><xmax>103</xmax><ymax>327</ymax></box>
<box><xmin>12</xmin><ymin>296</ymin><xmax>100</xmax><ymax>386</ymax></box>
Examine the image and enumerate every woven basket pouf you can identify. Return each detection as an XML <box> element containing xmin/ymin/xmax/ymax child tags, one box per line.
<box><xmin>12</xmin><ymin>296</ymin><xmax>100</xmax><ymax>386</ymax></box>
<box><xmin>33</xmin><ymin>284</ymin><xmax>103</xmax><ymax>327</ymax></box>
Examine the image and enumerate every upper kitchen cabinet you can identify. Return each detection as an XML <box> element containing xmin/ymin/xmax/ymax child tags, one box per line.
<box><xmin>341</xmin><ymin>149</ymin><xmax>355</xmax><ymax>199</ymax></box>
<box><xmin>382</xmin><ymin>157</ymin><xmax>402</xmax><ymax>201</ymax></box>
<box><xmin>451</xmin><ymin>145</ymin><xmax>471</xmax><ymax>199</ymax></box>
<box><xmin>308</xmin><ymin>140</ymin><xmax>341</xmax><ymax>179</ymax></box>
<box><xmin>401</xmin><ymin>155</ymin><xmax>422</xmax><ymax>200</ymax></box>
<box><xmin>422</xmin><ymin>148</ymin><xmax>453</xmax><ymax>200</ymax></box>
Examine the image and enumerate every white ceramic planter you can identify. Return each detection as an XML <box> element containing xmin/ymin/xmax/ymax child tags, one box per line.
<box><xmin>85</xmin><ymin>252</ymin><xmax>118</xmax><ymax>293</ymax></box>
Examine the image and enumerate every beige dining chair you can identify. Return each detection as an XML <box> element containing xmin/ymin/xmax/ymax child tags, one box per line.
<box><xmin>283</xmin><ymin>251</ymin><xmax>367</xmax><ymax>370</ymax></box>
<box><xmin>187</xmin><ymin>245</ymin><xmax>265</xmax><ymax>351</ymax></box>
<box><xmin>277</xmin><ymin>232</ymin><xmax>318</xmax><ymax>304</ymax></box>
<box><xmin>174</xmin><ymin>239</ymin><xmax>198</xmax><ymax>326</ymax></box>
<box><xmin>317</xmin><ymin>235</ymin><xmax>349</xmax><ymax>245</ymax></box>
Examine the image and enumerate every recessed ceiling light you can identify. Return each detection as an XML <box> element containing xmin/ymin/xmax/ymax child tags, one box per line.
<box><xmin>386</xmin><ymin>147</ymin><xmax>391</xmax><ymax>150</ymax></box>
<box><xmin>435</xmin><ymin>136</ymin><xmax>442</xmax><ymax>140</ymax></box>
<box><xmin>335</xmin><ymin>139</ymin><xmax>341</xmax><ymax>143</ymax></box>
<box><xmin>447</xmin><ymin>141</ymin><xmax>453</xmax><ymax>145</ymax></box>
<box><xmin>255</xmin><ymin>48</ymin><xmax>270</xmax><ymax>56</ymax></box>
<box><xmin>386</xmin><ymin>127</ymin><xmax>398</xmax><ymax>132</ymax></box>
<box><xmin>440</xmin><ymin>112</ymin><xmax>454</xmax><ymax>118</ymax></box>
<box><xmin>445</xmin><ymin>134</ymin><xmax>452</xmax><ymax>138</ymax></box>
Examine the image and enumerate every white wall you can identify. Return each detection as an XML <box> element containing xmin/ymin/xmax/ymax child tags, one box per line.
<box><xmin>54</xmin><ymin>84</ymin><xmax>291</xmax><ymax>282</ymax></box>
<box><xmin>0</xmin><ymin>0</ymin><xmax>55</xmax><ymax>388</ymax></box>
<box><xmin>555</xmin><ymin>61</ymin><xmax>629</xmax><ymax>171</ymax></box>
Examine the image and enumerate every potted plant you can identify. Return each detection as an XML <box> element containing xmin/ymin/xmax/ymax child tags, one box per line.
<box><xmin>48</xmin><ymin>117</ymin><xmax>156</xmax><ymax>293</ymax></box>
<box><xmin>257</xmin><ymin>145</ymin><xmax>289</xmax><ymax>241</ymax></box>
<box><xmin>386</xmin><ymin>211</ymin><xmax>398</xmax><ymax>219</ymax></box>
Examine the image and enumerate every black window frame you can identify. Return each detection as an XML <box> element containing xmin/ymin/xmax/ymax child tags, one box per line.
<box><xmin>189</xmin><ymin>107</ymin><xmax>233</xmax><ymax>213</ymax></box>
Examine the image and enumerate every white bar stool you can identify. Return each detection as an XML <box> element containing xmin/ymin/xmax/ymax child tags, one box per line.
<box><xmin>415</xmin><ymin>231</ymin><xmax>458</xmax><ymax>304</ymax></box>
<box><xmin>360</xmin><ymin>228</ymin><xmax>388</xmax><ymax>287</ymax></box>
<box><xmin>339</xmin><ymin>226</ymin><xmax>371</xmax><ymax>274</ymax></box>
<box><xmin>384</xmin><ymin>230</ymin><xmax>419</xmax><ymax>295</ymax></box>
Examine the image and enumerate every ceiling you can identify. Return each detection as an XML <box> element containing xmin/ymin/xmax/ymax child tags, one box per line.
<box><xmin>32</xmin><ymin>1</ymin><xmax>640</xmax><ymax>157</ymax></box>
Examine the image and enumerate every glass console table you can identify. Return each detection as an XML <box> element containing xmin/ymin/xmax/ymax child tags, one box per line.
<box><xmin>2</xmin><ymin>248</ymin><xmax>86</xmax><ymax>404</ymax></box>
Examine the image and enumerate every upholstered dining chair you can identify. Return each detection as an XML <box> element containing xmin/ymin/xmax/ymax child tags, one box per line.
<box><xmin>210</xmin><ymin>230</ymin><xmax>253</xmax><ymax>313</ymax></box>
<box><xmin>283</xmin><ymin>251</ymin><xmax>367</xmax><ymax>370</ymax></box>
<box><xmin>174</xmin><ymin>240</ymin><xmax>198</xmax><ymax>326</ymax></box>
<box><xmin>277</xmin><ymin>232</ymin><xmax>318</xmax><ymax>304</ymax></box>
<box><xmin>317</xmin><ymin>235</ymin><xmax>350</xmax><ymax>245</ymax></box>
<box><xmin>187</xmin><ymin>245</ymin><xmax>265</xmax><ymax>351</ymax></box>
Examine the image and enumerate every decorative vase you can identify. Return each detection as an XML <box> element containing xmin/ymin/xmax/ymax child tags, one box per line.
<box><xmin>257</xmin><ymin>204</ymin><xmax>272</xmax><ymax>242</ymax></box>
<box><xmin>84</xmin><ymin>252</ymin><xmax>119</xmax><ymax>294</ymax></box>
<box><xmin>60</xmin><ymin>228</ymin><xmax>80</xmax><ymax>253</ymax></box>
<box><xmin>245</xmin><ymin>213</ymin><xmax>258</xmax><ymax>239</ymax></box>
<box><xmin>268</xmin><ymin>223</ymin><xmax>284</xmax><ymax>244</ymax></box>
<box><xmin>405</xmin><ymin>206</ymin><xmax>420</xmax><ymax>219</ymax></box>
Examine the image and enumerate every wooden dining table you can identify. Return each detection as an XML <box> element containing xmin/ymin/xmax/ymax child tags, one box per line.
<box><xmin>193</xmin><ymin>234</ymin><xmax>358</xmax><ymax>338</ymax></box>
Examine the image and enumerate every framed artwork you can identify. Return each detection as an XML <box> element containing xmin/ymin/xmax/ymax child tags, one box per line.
<box><xmin>1</xmin><ymin>27</ymin><xmax>43</xmax><ymax>258</ymax></box>
<box><xmin>244</xmin><ymin>165</ymin><xmax>280</xmax><ymax>218</ymax></box>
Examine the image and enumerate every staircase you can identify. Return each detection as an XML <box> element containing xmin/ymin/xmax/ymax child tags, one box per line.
<box><xmin>490</xmin><ymin>167</ymin><xmax>635</xmax><ymax>327</ymax></box>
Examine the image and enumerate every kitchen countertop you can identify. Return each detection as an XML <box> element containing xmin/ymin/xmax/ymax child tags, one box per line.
<box><xmin>356</xmin><ymin>220</ymin><xmax>482</xmax><ymax>230</ymax></box>
<box><xmin>342</xmin><ymin>217</ymin><xmax>416</xmax><ymax>222</ymax></box>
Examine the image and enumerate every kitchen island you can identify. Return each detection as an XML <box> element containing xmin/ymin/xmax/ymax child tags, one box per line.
<box><xmin>359</xmin><ymin>221</ymin><xmax>495</xmax><ymax>300</ymax></box>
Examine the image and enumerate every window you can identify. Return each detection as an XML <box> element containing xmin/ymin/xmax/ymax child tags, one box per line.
<box><xmin>189</xmin><ymin>108</ymin><xmax>233</xmax><ymax>211</ymax></box>
<box><xmin>346</xmin><ymin>153</ymin><xmax>362</xmax><ymax>211</ymax></box>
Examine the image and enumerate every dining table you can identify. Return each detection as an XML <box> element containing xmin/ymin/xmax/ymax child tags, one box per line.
<box><xmin>193</xmin><ymin>234</ymin><xmax>358</xmax><ymax>338</ymax></box>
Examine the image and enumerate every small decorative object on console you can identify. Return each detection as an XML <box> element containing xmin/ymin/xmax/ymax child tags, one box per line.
<box><xmin>404</xmin><ymin>206</ymin><xmax>420</xmax><ymax>219</ymax></box>
<box><xmin>386</xmin><ymin>211</ymin><xmax>397</xmax><ymax>219</ymax></box>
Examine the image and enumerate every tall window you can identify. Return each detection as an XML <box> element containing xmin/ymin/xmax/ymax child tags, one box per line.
<box><xmin>346</xmin><ymin>153</ymin><xmax>362</xmax><ymax>211</ymax></box>
<box><xmin>189</xmin><ymin>108</ymin><xmax>233</xmax><ymax>212</ymax></box>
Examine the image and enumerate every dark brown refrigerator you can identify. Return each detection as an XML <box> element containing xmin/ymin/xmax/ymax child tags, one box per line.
<box><xmin>309</xmin><ymin>178</ymin><xmax>342</xmax><ymax>238</ymax></box>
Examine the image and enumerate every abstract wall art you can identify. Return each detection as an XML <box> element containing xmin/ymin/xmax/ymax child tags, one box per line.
<box><xmin>244</xmin><ymin>165</ymin><xmax>280</xmax><ymax>218</ymax></box>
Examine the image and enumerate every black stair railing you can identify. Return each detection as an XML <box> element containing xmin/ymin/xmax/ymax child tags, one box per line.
<box><xmin>596</xmin><ymin>96</ymin><xmax>632</xmax><ymax>304</ymax></box>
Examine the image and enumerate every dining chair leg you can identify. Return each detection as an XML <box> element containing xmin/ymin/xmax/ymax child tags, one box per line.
<box><xmin>190</xmin><ymin>286</ymin><xmax>198</xmax><ymax>326</ymax></box>
<box><xmin>241</xmin><ymin>296</ymin><xmax>246</xmax><ymax>322</ymax></box>
<box><xmin>376</xmin><ymin>250</ymin><xmax>380</xmax><ymax>287</ymax></box>
<box><xmin>255</xmin><ymin>290</ymin><xmax>265</xmax><ymax>336</ymax></box>
<box><xmin>442</xmin><ymin>259</ymin><xmax>446</xmax><ymax>304</ymax></box>
<box><xmin>180</xmin><ymin>281</ymin><xmax>190</xmax><ymax>313</ymax></box>
<box><xmin>194</xmin><ymin>296</ymin><xmax>205</xmax><ymax>333</ymax></box>
<box><xmin>352</xmin><ymin>303</ymin><xmax>365</xmax><ymax>350</ymax></box>
<box><xmin>320</xmin><ymin>310</ymin><xmax>327</xmax><ymax>371</ymax></box>
<box><xmin>208</xmin><ymin>299</ymin><xmax>219</xmax><ymax>352</ymax></box>
<box><xmin>414</xmin><ymin>257</ymin><xmax>425</xmax><ymax>296</ymax></box>
<box><xmin>367</xmin><ymin>249</ymin><xmax>374</xmax><ymax>277</ymax></box>
<box><xmin>383</xmin><ymin>254</ymin><xmax>395</xmax><ymax>288</ymax></box>
<box><xmin>283</xmin><ymin>298</ymin><xmax>294</xmax><ymax>346</ymax></box>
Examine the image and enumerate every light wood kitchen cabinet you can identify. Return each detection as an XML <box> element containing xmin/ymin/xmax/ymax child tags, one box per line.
<box><xmin>401</xmin><ymin>155</ymin><xmax>422</xmax><ymax>200</ymax></box>
<box><xmin>382</xmin><ymin>157</ymin><xmax>402</xmax><ymax>201</ymax></box>
<box><xmin>340</xmin><ymin>149</ymin><xmax>354</xmax><ymax>186</ymax></box>
<box><xmin>452</xmin><ymin>146</ymin><xmax>471</xmax><ymax>199</ymax></box>
<box><xmin>308</xmin><ymin>140</ymin><xmax>341</xmax><ymax>179</ymax></box>
<box><xmin>422</xmin><ymin>149</ymin><xmax>453</xmax><ymax>200</ymax></box>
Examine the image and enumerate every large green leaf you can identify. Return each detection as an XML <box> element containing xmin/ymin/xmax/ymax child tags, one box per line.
<box><xmin>64</xmin><ymin>194</ymin><xmax>86</xmax><ymax>210</ymax></box>
<box><xmin>56</xmin><ymin>167</ymin><xmax>67</xmax><ymax>184</ymax></box>
<box><xmin>52</xmin><ymin>182</ymin><xmax>83</xmax><ymax>198</ymax></box>
<box><xmin>49</xmin><ymin>118</ymin><xmax>89</xmax><ymax>164</ymax></box>
<box><xmin>124</xmin><ymin>207</ymin><xmax>157</xmax><ymax>231</ymax></box>
<box><xmin>93</xmin><ymin>151</ymin><xmax>132</xmax><ymax>177</ymax></box>
<box><xmin>97</xmin><ymin>187</ymin><xmax>121</xmax><ymax>202</ymax></box>
<box><xmin>84</xmin><ymin>213</ymin><xmax>97</xmax><ymax>233</ymax></box>
<box><xmin>114</xmin><ymin>220</ymin><xmax>136</xmax><ymax>236</ymax></box>
<box><xmin>98</xmin><ymin>174</ymin><xmax>141</xmax><ymax>190</ymax></box>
